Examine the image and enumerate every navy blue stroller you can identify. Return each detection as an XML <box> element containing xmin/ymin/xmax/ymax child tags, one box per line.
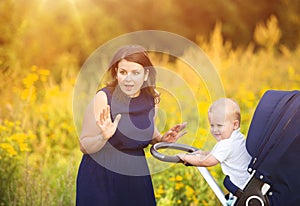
<box><xmin>224</xmin><ymin>90</ymin><xmax>300</xmax><ymax>205</ymax></box>
<box><xmin>151</xmin><ymin>90</ymin><xmax>300</xmax><ymax>206</ymax></box>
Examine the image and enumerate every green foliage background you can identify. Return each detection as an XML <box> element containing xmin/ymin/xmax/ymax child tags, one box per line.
<box><xmin>0</xmin><ymin>0</ymin><xmax>299</xmax><ymax>205</ymax></box>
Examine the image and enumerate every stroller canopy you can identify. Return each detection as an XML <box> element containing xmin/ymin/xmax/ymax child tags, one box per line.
<box><xmin>246</xmin><ymin>90</ymin><xmax>300</xmax><ymax>205</ymax></box>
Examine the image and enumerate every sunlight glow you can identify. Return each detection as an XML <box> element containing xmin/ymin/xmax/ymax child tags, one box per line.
<box><xmin>36</xmin><ymin>0</ymin><xmax>87</xmax><ymax>43</ymax></box>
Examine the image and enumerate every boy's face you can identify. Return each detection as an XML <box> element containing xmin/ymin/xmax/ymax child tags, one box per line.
<box><xmin>208</xmin><ymin>109</ymin><xmax>239</xmax><ymax>141</ymax></box>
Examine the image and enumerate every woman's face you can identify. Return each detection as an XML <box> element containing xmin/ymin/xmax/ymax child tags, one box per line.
<box><xmin>116</xmin><ymin>59</ymin><xmax>149</xmax><ymax>97</ymax></box>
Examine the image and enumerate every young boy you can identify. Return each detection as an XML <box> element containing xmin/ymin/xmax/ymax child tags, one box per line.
<box><xmin>178</xmin><ymin>98</ymin><xmax>251</xmax><ymax>190</ymax></box>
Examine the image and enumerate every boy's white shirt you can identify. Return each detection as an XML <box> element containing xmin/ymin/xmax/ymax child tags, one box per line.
<box><xmin>210</xmin><ymin>128</ymin><xmax>252</xmax><ymax>189</ymax></box>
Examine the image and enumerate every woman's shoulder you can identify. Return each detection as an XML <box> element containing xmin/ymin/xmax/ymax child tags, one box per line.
<box><xmin>95</xmin><ymin>88</ymin><xmax>109</xmax><ymax>105</ymax></box>
<box><xmin>97</xmin><ymin>86</ymin><xmax>110</xmax><ymax>95</ymax></box>
<box><xmin>97</xmin><ymin>86</ymin><xmax>115</xmax><ymax>97</ymax></box>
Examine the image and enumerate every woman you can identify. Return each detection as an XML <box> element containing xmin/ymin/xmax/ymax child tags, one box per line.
<box><xmin>76</xmin><ymin>45</ymin><xmax>187</xmax><ymax>206</ymax></box>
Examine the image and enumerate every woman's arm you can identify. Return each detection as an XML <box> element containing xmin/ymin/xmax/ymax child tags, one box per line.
<box><xmin>79</xmin><ymin>91</ymin><xmax>121</xmax><ymax>154</ymax></box>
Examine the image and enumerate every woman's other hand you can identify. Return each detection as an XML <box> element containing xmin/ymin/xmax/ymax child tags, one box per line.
<box><xmin>161</xmin><ymin>122</ymin><xmax>187</xmax><ymax>142</ymax></box>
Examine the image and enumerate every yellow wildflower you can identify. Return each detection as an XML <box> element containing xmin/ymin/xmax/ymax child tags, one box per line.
<box><xmin>201</xmin><ymin>200</ymin><xmax>209</xmax><ymax>206</ymax></box>
<box><xmin>38</xmin><ymin>69</ymin><xmax>50</xmax><ymax>76</ymax></box>
<box><xmin>157</xmin><ymin>185</ymin><xmax>165</xmax><ymax>195</ymax></box>
<box><xmin>0</xmin><ymin>143</ymin><xmax>17</xmax><ymax>157</ymax></box>
<box><xmin>22</xmin><ymin>73</ymin><xmax>39</xmax><ymax>88</ymax></box>
<box><xmin>169</xmin><ymin>176</ymin><xmax>175</xmax><ymax>181</ymax></box>
<box><xmin>175</xmin><ymin>182</ymin><xmax>184</xmax><ymax>190</ymax></box>
<box><xmin>185</xmin><ymin>185</ymin><xmax>195</xmax><ymax>197</ymax></box>
<box><xmin>4</xmin><ymin>120</ymin><xmax>14</xmax><ymax>128</ymax></box>
<box><xmin>175</xmin><ymin>175</ymin><xmax>183</xmax><ymax>181</ymax></box>
<box><xmin>19</xmin><ymin>143</ymin><xmax>30</xmax><ymax>152</ymax></box>
<box><xmin>192</xmin><ymin>195</ymin><xmax>199</xmax><ymax>204</ymax></box>
<box><xmin>38</xmin><ymin>69</ymin><xmax>50</xmax><ymax>82</ymax></box>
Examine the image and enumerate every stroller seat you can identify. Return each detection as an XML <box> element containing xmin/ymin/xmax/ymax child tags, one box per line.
<box><xmin>224</xmin><ymin>90</ymin><xmax>300</xmax><ymax>206</ymax></box>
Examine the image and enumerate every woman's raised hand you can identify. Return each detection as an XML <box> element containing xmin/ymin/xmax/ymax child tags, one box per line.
<box><xmin>96</xmin><ymin>105</ymin><xmax>121</xmax><ymax>140</ymax></box>
<box><xmin>161</xmin><ymin>122</ymin><xmax>187</xmax><ymax>143</ymax></box>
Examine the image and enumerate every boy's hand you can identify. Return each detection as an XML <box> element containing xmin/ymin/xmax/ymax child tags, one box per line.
<box><xmin>177</xmin><ymin>153</ymin><xmax>186</xmax><ymax>161</ymax></box>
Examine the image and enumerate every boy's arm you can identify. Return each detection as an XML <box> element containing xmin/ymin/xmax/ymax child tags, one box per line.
<box><xmin>191</xmin><ymin>150</ymin><xmax>211</xmax><ymax>156</ymax></box>
<box><xmin>177</xmin><ymin>153</ymin><xmax>219</xmax><ymax>167</ymax></box>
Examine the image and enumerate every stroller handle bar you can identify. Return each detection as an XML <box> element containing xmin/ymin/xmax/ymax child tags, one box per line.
<box><xmin>150</xmin><ymin>142</ymin><xmax>198</xmax><ymax>163</ymax></box>
<box><xmin>150</xmin><ymin>142</ymin><xmax>227</xmax><ymax>206</ymax></box>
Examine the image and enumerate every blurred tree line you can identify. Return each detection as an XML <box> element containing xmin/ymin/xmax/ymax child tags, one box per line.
<box><xmin>1</xmin><ymin>0</ymin><xmax>300</xmax><ymax>75</ymax></box>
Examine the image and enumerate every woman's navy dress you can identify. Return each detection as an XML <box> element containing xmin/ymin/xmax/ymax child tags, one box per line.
<box><xmin>76</xmin><ymin>87</ymin><xmax>156</xmax><ymax>206</ymax></box>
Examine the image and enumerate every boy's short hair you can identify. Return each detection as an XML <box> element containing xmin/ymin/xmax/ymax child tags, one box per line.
<box><xmin>208</xmin><ymin>98</ymin><xmax>241</xmax><ymax>124</ymax></box>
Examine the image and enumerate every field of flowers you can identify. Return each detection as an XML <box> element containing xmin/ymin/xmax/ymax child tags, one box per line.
<box><xmin>1</xmin><ymin>17</ymin><xmax>299</xmax><ymax>205</ymax></box>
